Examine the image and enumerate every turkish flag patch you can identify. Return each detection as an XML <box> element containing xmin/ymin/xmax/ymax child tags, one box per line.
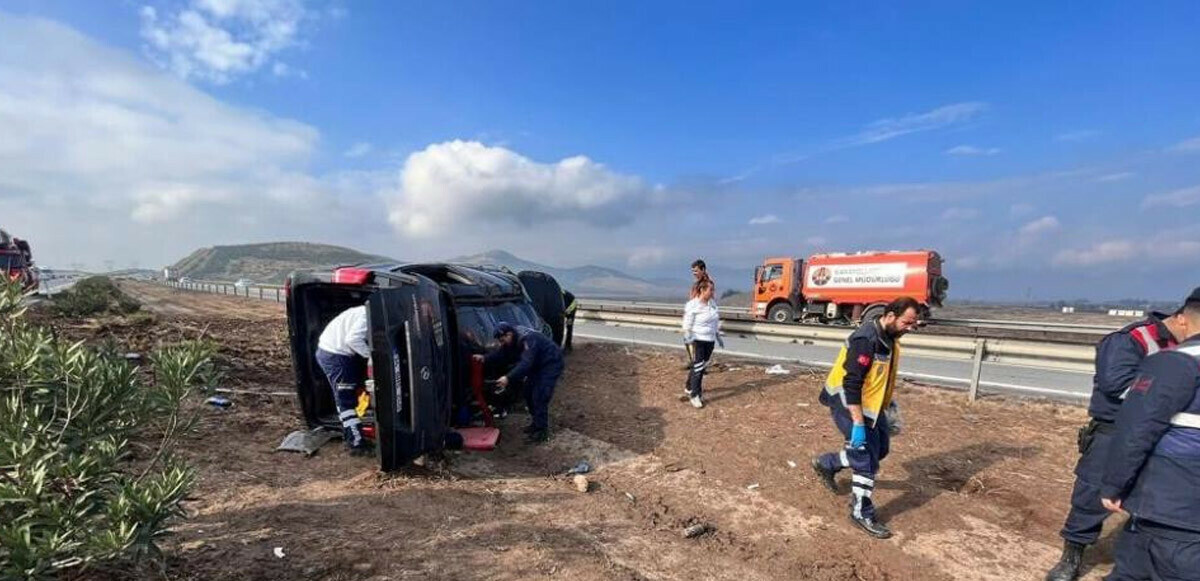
<box><xmin>857</xmin><ymin>354</ymin><xmax>872</xmax><ymax>367</ymax></box>
<box><xmin>1130</xmin><ymin>376</ymin><xmax>1153</xmax><ymax>394</ymax></box>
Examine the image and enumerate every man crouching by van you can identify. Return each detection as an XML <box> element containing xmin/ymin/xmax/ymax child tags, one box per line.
<box><xmin>473</xmin><ymin>322</ymin><xmax>564</xmax><ymax>444</ymax></box>
<box><xmin>315</xmin><ymin>305</ymin><xmax>373</xmax><ymax>456</ymax></box>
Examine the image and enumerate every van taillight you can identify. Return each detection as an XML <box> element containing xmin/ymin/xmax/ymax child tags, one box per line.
<box><xmin>332</xmin><ymin>267</ymin><xmax>371</xmax><ymax>285</ymax></box>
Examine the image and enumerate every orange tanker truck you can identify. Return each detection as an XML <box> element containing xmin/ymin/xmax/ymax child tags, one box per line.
<box><xmin>752</xmin><ymin>250</ymin><xmax>948</xmax><ymax>325</ymax></box>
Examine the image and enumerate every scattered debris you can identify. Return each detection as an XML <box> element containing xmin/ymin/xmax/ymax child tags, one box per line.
<box><xmin>747</xmin><ymin>483</ymin><xmax>760</xmax><ymax>490</ymax></box>
<box><xmin>204</xmin><ymin>396</ymin><xmax>232</xmax><ymax>409</ymax></box>
<box><xmin>123</xmin><ymin>352</ymin><xmax>142</xmax><ymax>361</ymax></box>
<box><xmin>277</xmin><ymin>428</ymin><xmax>338</xmax><ymax>456</ymax></box>
<box><xmin>683</xmin><ymin>523</ymin><xmax>711</xmax><ymax>539</ymax></box>
<box><xmin>787</xmin><ymin>460</ymin><xmax>797</xmax><ymax>469</ymax></box>
<box><xmin>765</xmin><ymin>364</ymin><xmax>791</xmax><ymax>375</ymax></box>
<box><xmin>796</xmin><ymin>402</ymin><xmax>810</xmax><ymax>407</ymax></box>
<box><xmin>573</xmin><ymin>475</ymin><xmax>591</xmax><ymax>493</ymax></box>
<box><xmin>567</xmin><ymin>461</ymin><xmax>592</xmax><ymax>475</ymax></box>
<box><xmin>624</xmin><ymin>492</ymin><xmax>636</xmax><ymax>502</ymax></box>
<box><xmin>273</xmin><ymin>547</ymin><xmax>285</xmax><ymax>559</ymax></box>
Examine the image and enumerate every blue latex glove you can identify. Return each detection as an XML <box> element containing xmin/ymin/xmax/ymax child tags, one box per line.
<box><xmin>849</xmin><ymin>423</ymin><xmax>867</xmax><ymax>448</ymax></box>
<box><xmin>683</xmin><ymin>333</ymin><xmax>694</xmax><ymax>343</ymax></box>
<box><xmin>716</xmin><ymin>334</ymin><xmax>725</xmax><ymax>349</ymax></box>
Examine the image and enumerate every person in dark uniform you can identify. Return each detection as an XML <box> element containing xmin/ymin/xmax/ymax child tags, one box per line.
<box><xmin>1045</xmin><ymin>303</ymin><xmax>1189</xmax><ymax>581</ymax></box>
<box><xmin>811</xmin><ymin>297</ymin><xmax>921</xmax><ymax>539</ymax></box>
<box><xmin>562</xmin><ymin>289</ymin><xmax>578</xmax><ymax>352</ymax></box>
<box><xmin>1099</xmin><ymin>287</ymin><xmax>1200</xmax><ymax>581</ymax></box>
<box><xmin>473</xmin><ymin>322</ymin><xmax>564</xmax><ymax>443</ymax></box>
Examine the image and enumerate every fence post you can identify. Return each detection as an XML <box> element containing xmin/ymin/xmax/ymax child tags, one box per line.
<box><xmin>276</xmin><ymin>288</ymin><xmax>281</xmax><ymax>302</ymax></box>
<box><xmin>968</xmin><ymin>339</ymin><xmax>986</xmax><ymax>403</ymax></box>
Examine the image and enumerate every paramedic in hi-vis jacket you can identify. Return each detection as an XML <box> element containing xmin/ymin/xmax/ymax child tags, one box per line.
<box><xmin>811</xmin><ymin>297</ymin><xmax>921</xmax><ymax>539</ymax></box>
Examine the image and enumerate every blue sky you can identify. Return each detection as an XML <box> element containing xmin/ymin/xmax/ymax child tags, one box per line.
<box><xmin>1</xmin><ymin>1</ymin><xmax>1198</xmax><ymax>300</ymax></box>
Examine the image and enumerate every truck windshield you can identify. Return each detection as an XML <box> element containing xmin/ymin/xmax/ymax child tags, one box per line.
<box><xmin>762</xmin><ymin>264</ymin><xmax>784</xmax><ymax>282</ymax></box>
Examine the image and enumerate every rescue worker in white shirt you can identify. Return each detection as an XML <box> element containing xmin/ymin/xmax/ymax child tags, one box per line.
<box><xmin>681</xmin><ymin>279</ymin><xmax>720</xmax><ymax>409</ymax></box>
<box><xmin>811</xmin><ymin>297</ymin><xmax>920</xmax><ymax>539</ymax></box>
<box><xmin>315</xmin><ymin>305</ymin><xmax>373</xmax><ymax>455</ymax></box>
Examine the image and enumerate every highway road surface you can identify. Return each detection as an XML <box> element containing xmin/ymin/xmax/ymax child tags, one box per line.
<box><xmin>574</xmin><ymin>319</ymin><xmax>1093</xmax><ymax>402</ymax></box>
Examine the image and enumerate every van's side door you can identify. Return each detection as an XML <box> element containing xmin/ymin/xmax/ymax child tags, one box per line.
<box><xmin>368</xmin><ymin>274</ymin><xmax>452</xmax><ymax>471</ymax></box>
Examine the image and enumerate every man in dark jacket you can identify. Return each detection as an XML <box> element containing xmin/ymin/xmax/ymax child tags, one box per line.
<box><xmin>1099</xmin><ymin>288</ymin><xmax>1200</xmax><ymax>580</ymax></box>
<box><xmin>474</xmin><ymin>322</ymin><xmax>564</xmax><ymax>443</ymax></box>
<box><xmin>1045</xmin><ymin>299</ymin><xmax>1189</xmax><ymax>581</ymax></box>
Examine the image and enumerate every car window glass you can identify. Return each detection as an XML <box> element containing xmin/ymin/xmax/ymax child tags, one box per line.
<box><xmin>763</xmin><ymin>265</ymin><xmax>784</xmax><ymax>282</ymax></box>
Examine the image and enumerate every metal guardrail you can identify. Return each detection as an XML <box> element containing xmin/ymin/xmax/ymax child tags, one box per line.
<box><xmin>578</xmin><ymin>300</ymin><xmax>1116</xmax><ymax>341</ymax></box>
<box><xmin>575</xmin><ymin>308</ymin><xmax>1095</xmax><ymax>402</ymax></box>
<box><xmin>155</xmin><ymin>279</ymin><xmax>1094</xmax><ymax>402</ymax></box>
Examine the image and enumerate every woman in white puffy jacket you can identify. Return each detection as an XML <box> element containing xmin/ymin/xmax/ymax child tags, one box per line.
<box><xmin>681</xmin><ymin>279</ymin><xmax>720</xmax><ymax>408</ymax></box>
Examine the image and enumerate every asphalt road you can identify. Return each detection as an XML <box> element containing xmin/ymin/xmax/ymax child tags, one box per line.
<box><xmin>574</xmin><ymin>319</ymin><xmax>1093</xmax><ymax>403</ymax></box>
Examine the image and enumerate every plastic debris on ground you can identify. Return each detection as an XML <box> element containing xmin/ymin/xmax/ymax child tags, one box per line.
<box><xmin>747</xmin><ymin>483</ymin><xmax>761</xmax><ymax>490</ymax></box>
<box><xmin>276</xmin><ymin>428</ymin><xmax>339</xmax><ymax>456</ymax></box>
<box><xmin>204</xmin><ymin>396</ymin><xmax>232</xmax><ymax>409</ymax></box>
<box><xmin>273</xmin><ymin>547</ymin><xmax>285</xmax><ymax>559</ymax></box>
<box><xmin>787</xmin><ymin>460</ymin><xmax>798</xmax><ymax>469</ymax></box>
<box><xmin>765</xmin><ymin>364</ymin><xmax>791</xmax><ymax>375</ymax></box>
<box><xmin>567</xmin><ymin>461</ymin><xmax>592</xmax><ymax>475</ymax></box>
<box><xmin>683</xmin><ymin>523</ymin><xmax>711</xmax><ymax>538</ymax></box>
<box><xmin>573</xmin><ymin>475</ymin><xmax>590</xmax><ymax>493</ymax></box>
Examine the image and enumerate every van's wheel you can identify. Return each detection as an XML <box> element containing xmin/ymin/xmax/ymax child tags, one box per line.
<box><xmin>517</xmin><ymin>271</ymin><xmax>565</xmax><ymax>344</ymax></box>
<box><xmin>860</xmin><ymin>304</ymin><xmax>885</xmax><ymax>326</ymax></box>
<box><xmin>767</xmin><ymin>303</ymin><xmax>794</xmax><ymax>323</ymax></box>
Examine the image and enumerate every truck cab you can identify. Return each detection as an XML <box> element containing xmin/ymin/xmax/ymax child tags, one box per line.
<box><xmin>753</xmin><ymin>257</ymin><xmax>804</xmax><ymax>323</ymax></box>
<box><xmin>0</xmin><ymin>229</ymin><xmax>38</xmax><ymax>293</ymax></box>
<box><xmin>286</xmin><ymin>263</ymin><xmax>563</xmax><ymax>471</ymax></box>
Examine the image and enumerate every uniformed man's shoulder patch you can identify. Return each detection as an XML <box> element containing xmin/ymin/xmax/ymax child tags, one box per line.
<box><xmin>1130</xmin><ymin>376</ymin><xmax>1153</xmax><ymax>394</ymax></box>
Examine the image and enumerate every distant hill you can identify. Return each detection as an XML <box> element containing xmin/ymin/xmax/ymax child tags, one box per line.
<box><xmin>450</xmin><ymin>250</ymin><xmax>671</xmax><ymax>297</ymax></box>
<box><xmin>168</xmin><ymin>242</ymin><xmax>395</xmax><ymax>284</ymax></box>
<box><xmin>167</xmin><ymin>244</ymin><xmax>688</xmax><ymax>296</ymax></box>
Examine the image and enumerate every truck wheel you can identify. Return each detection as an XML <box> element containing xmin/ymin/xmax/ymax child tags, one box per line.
<box><xmin>517</xmin><ymin>271</ymin><xmax>565</xmax><ymax>344</ymax></box>
<box><xmin>860</xmin><ymin>304</ymin><xmax>885</xmax><ymax>326</ymax></box>
<box><xmin>767</xmin><ymin>303</ymin><xmax>794</xmax><ymax>323</ymax></box>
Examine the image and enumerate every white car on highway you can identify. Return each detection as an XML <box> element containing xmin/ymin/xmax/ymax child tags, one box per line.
<box><xmin>233</xmin><ymin>278</ymin><xmax>254</xmax><ymax>288</ymax></box>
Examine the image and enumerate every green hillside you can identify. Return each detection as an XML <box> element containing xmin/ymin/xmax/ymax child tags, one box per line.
<box><xmin>168</xmin><ymin>242</ymin><xmax>395</xmax><ymax>284</ymax></box>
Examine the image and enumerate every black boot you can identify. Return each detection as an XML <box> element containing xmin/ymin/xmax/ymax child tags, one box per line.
<box><xmin>1044</xmin><ymin>541</ymin><xmax>1085</xmax><ymax>581</ymax></box>
<box><xmin>811</xmin><ymin>457</ymin><xmax>839</xmax><ymax>493</ymax></box>
<box><xmin>525</xmin><ymin>429</ymin><xmax>549</xmax><ymax>444</ymax></box>
<box><xmin>849</xmin><ymin>514</ymin><xmax>892</xmax><ymax>539</ymax></box>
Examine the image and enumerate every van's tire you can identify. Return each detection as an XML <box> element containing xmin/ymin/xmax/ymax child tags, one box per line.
<box><xmin>517</xmin><ymin>271</ymin><xmax>565</xmax><ymax>345</ymax></box>
<box><xmin>767</xmin><ymin>303</ymin><xmax>794</xmax><ymax>323</ymax></box>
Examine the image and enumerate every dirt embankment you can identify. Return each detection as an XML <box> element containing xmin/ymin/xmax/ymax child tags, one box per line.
<box><xmin>40</xmin><ymin>282</ymin><xmax>1115</xmax><ymax>580</ymax></box>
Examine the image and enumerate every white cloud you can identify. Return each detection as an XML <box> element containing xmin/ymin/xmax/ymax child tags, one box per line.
<box><xmin>748</xmin><ymin>214</ymin><xmax>782</xmax><ymax>225</ymax></box>
<box><xmin>1095</xmin><ymin>172</ymin><xmax>1135</xmax><ymax>183</ymax></box>
<box><xmin>952</xmin><ymin>256</ymin><xmax>981</xmax><ymax>270</ymax></box>
<box><xmin>0</xmin><ymin>13</ymin><xmax>396</xmax><ymax>269</ymax></box>
<box><xmin>805</xmin><ymin>236</ymin><xmax>828</xmax><ymax>247</ymax></box>
<box><xmin>627</xmin><ymin>246</ymin><xmax>670</xmax><ymax>268</ymax></box>
<box><xmin>1168</xmin><ymin>136</ymin><xmax>1200</xmax><ymax>153</ymax></box>
<box><xmin>840</xmin><ymin>102</ymin><xmax>988</xmax><ymax>147</ymax></box>
<box><xmin>139</xmin><ymin>0</ymin><xmax>314</xmax><ymax>84</ymax></box>
<box><xmin>1142</xmin><ymin>185</ymin><xmax>1200</xmax><ymax>209</ymax></box>
<box><xmin>1053</xmin><ymin>240</ymin><xmax>1137</xmax><ymax>266</ymax></box>
<box><xmin>1019</xmin><ymin>216</ymin><xmax>1060</xmax><ymax>237</ymax></box>
<box><xmin>825</xmin><ymin>214</ymin><xmax>849</xmax><ymax>224</ymax></box>
<box><xmin>343</xmin><ymin>141</ymin><xmax>373</xmax><ymax>158</ymax></box>
<box><xmin>1056</xmin><ymin>130</ymin><xmax>1100</xmax><ymax>142</ymax></box>
<box><xmin>944</xmin><ymin>145</ymin><xmax>1000</xmax><ymax>157</ymax></box>
<box><xmin>387</xmin><ymin>141</ymin><xmax>647</xmax><ymax>237</ymax></box>
<box><xmin>1009</xmin><ymin>203</ymin><xmax>1035</xmax><ymax>217</ymax></box>
<box><xmin>940</xmin><ymin>207</ymin><xmax>980</xmax><ymax>221</ymax></box>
